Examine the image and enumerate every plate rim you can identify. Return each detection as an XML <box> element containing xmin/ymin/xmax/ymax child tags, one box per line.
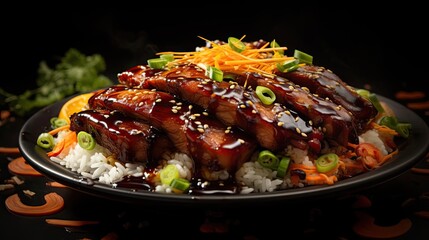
<box><xmin>18</xmin><ymin>94</ymin><xmax>429</xmax><ymax>206</ymax></box>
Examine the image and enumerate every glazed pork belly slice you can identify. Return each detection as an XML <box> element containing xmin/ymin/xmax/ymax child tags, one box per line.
<box><xmin>118</xmin><ymin>64</ymin><xmax>319</xmax><ymax>152</ymax></box>
<box><xmin>88</xmin><ymin>86</ymin><xmax>257</xmax><ymax>177</ymax></box>
<box><xmin>276</xmin><ymin>65</ymin><xmax>378</xmax><ymax>130</ymax></box>
<box><xmin>69</xmin><ymin>109</ymin><xmax>172</xmax><ymax>165</ymax></box>
<box><xmin>224</xmin><ymin>71</ymin><xmax>359</xmax><ymax>146</ymax></box>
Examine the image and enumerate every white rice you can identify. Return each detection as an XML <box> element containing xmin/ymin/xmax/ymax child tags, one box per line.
<box><xmin>50</xmin><ymin>127</ymin><xmax>390</xmax><ymax>194</ymax></box>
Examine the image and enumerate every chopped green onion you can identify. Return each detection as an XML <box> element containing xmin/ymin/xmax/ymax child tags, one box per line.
<box><xmin>255</xmin><ymin>86</ymin><xmax>276</xmax><ymax>105</ymax></box>
<box><xmin>206</xmin><ymin>66</ymin><xmax>224</xmax><ymax>82</ymax></box>
<box><xmin>170</xmin><ymin>178</ymin><xmax>190</xmax><ymax>192</ymax></box>
<box><xmin>50</xmin><ymin>117</ymin><xmax>68</xmax><ymax>129</ymax></box>
<box><xmin>276</xmin><ymin>157</ymin><xmax>290</xmax><ymax>178</ymax></box>
<box><xmin>77</xmin><ymin>131</ymin><xmax>96</xmax><ymax>150</ymax></box>
<box><xmin>315</xmin><ymin>153</ymin><xmax>339</xmax><ymax>173</ymax></box>
<box><xmin>37</xmin><ymin>133</ymin><xmax>55</xmax><ymax>149</ymax></box>
<box><xmin>395</xmin><ymin>123</ymin><xmax>412</xmax><ymax>138</ymax></box>
<box><xmin>160</xmin><ymin>164</ymin><xmax>180</xmax><ymax>185</ymax></box>
<box><xmin>228</xmin><ymin>37</ymin><xmax>246</xmax><ymax>53</ymax></box>
<box><xmin>270</xmin><ymin>39</ymin><xmax>284</xmax><ymax>55</ymax></box>
<box><xmin>277</xmin><ymin>59</ymin><xmax>299</xmax><ymax>72</ymax></box>
<box><xmin>356</xmin><ymin>89</ymin><xmax>385</xmax><ymax>113</ymax></box>
<box><xmin>160</xmin><ymin>54</ymin><xmax>174</xmax><ymax>62</ymax></box>
<box><xmin>294</xmin><ymin>49</ymin><xmax>313</xmax><ymax>65</ymax></box>
<box><xmin>147</xmin><ymin>58</ymin><xmax>168</xmax><ymax>69</ymax></box>
<box><xmin>379</xmin><ymin>116</ymin><xmax>411</xmax><ymax>138</ymax></box>
<box><xmin>356</xmin><ymin>89</ymin><xmax>370</xmax><ymax>99</ymax></box>
<box><xmin>368</xmin><ymin>93</ymin><xmax>385</xmax><ymax>113</ymax></box>
<box><xmin>257</xmin><ymin>150</ymin><xmax>279</xmax><ymax>170</ymax></box>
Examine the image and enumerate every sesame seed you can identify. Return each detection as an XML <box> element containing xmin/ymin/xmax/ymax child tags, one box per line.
<box><xmin>171</xmin><ymin>109</ymin><xmax>178</xmax><ymax>114</ymax></box>
<box><xmin>240</xmin><ymin>104</ymin><xmax>246</xmax><ymax>108</ymax></box>
<box><xmin>302</xmin><ymin>87</ymin><xmax>310</xmax><ymax>92</ymax></box>
<box><xmin>227</xmin><ymin>126</ymin><xmax>232</xmax><ymax>129</ymax></box>
<box><xmin>197</xmin><ymin>84</ymin><xmax>203</xmax><ymax>88</ymax></box>
<box><xmin>155</xmin><ymin>99</ymin><xmax>162</xmax><ymax>103</ymax></box>
<box><xmin>169</xmin><ymin>100</ymin><xmax>176</xmax><ymax>103</ymax></box>
<box><xmin>225</xmin><ymin>129</ymin><xmax>230</xmax><ymax>134</ymax></box>
<box><xmin>295</xmin><ymin>117</ymin><xmax>299</xmax><ymax>122</ymax></box>
<box><xmin>194</xmin><ymin>121</ymin><xmax>202</xmax><ymax>125</ymax></box>
<box><xmin>176</xmin><ymin>102</ymin><xmax>182</xmax><ymax>106</ymax></box>
<box><xmin>202</xmin><ymin>112</ymin><xmax>208</xmax><ymax>116</ymax></box>
<box><xmin>296</xmin><ymin>127</ymin><xmax>301</xmax><ymax>134</ymax></box>
<box><xmin>151</xmin><ymin>89</ymin><xmax>157</xmax><ymax>92</ymax></box>
<box><xmin>252</xmin><ymin>110</ymin><xmax>257</xmax><ymax>114</ymax></box>
<box><xmin>197</xmin><ymin>128</ymin><xmax>204</xmax><ymax>133</ymax></box>
<box><xmin>138</xmin><ymin>102</ymin><xmax>143</xmax><ymax>107</ymax></box>
<box><xmin>309</xmin><ymin>120</ymin><xmax>313</xmax><ymax>126</ymax></box>
<box><xmin>285</xmin><ymin>110</ymin><xmax>291</xmax><ymax>115</ymax></box>
<box><xmin>246</xmin><ymin>100</ymin><xmax>253</xmax><ymax>106</ymax></box>
<box><xmin>238</xmin><ymin>139</ymin><xmax>245</xmax><ymax>144</ymax></box>
<box><xmin>278</xmin><ymin>122</ymin><xmax>284</xmax><ymax>127</ymax></box>
<box><xmin>289</xmin><ymin>85</ymin><xmax>294</xmax><ymax>90</ymax></box>
<box><xmin>194</xmin><ymin>113</ymin><xmax>201</xmax><ymax>117</ymax></box>
<box><xmin>301</xmin><ymin>132</ymin><xmax>308</xmax><ymax>137</ymax></box>
<box><xmin>229</xmin><ymin>84</ymin><xmax>236</xmax><ymax>89</ymax></box>
<box><xmin>203</xmin><ymin>124</ymin><xmax>209</xmax><ymax>129</ymax></box>
<box><xmin>132</xmin><ymin>96</ymin><xmax>138</xmax><ymax>101</ymax></box>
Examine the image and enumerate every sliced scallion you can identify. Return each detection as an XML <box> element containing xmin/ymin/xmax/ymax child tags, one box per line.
<box><xmin>77</xmin><ymin>131</ymin><xmax>96</xmax><ymax>150</ymax></box>
<box><xmin>276</xmin><ymin>157</ymin><xmax>291</xmax><ymax>178</ymax></box>
<box><xmin>294</xmin><ymin>49</ymin><xmax>313</xmax><ymax>65</ymax></box>
<box><xmin>50</xmin><ymin>117</ymin><xmax>68</xmax><ymax>129</ymax></box>
<box><xmin>315</xmin><ymin>153</ymin><xmax>339</xmax><ymax>173</ymax></box>
<box><xmin>147</xmin><ymin>58</ymin><xmax>168</xmax><ymax>69</ymax></box>
<box><xmin>255</xmin><ymin>86</ymin><xmax>276</xmax><ymax>105</ymax></box>
<box><xmin>379</xmin><ymin>116</ymin><xmax>411</xmax><ymax>138</ymax></box>
<box><xmin>207</xmin><ymin>66</ymin><xmax>224</xmax><ymax>82</ymax></box>
<box><xmin>160</xmin><ymin>164</ymin><xmax>180</xmax><ymax>185</ymax></box>
<box><xmin>257</xmin><ymin>150</ymin><xmax>279</xmax><ymax>170</ymax></box>
<box><xmin>160</xmin><ymin>54</ymin><xmax>174</xmax><ymax>62</ymax></box>
<box><xmin>170</xmin><ymin>178</ymin><xmax>190</xmax><ymax>192</ymax></box>
<box><xmin>270</xmin><ymin>39</ymin><xmax>284</xmax><ymax>55</ymax></box>
<box><xmin>228</xmin><ymin>37</ymin><xmax>246</xmax><ymax>53</ymax></box>
<box><xmin>368</xmin><ymin>93</ymin><xmax>385</xmax><ymax>113</ymax></box>
<box><xmin>277</xmin><ymin>59</ymin><xmax>299</xmax><ymax>72</ymax></box>
<box><xmin>37</xmin><ymin>133</ymin><xmax>55</xmax><ymax>149</ymax></box>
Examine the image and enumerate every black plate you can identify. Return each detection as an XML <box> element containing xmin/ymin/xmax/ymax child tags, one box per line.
<box><xmin>19</xmin><ymin>95</ymin><xmax>429</xmax><ymax>207</ymax></box>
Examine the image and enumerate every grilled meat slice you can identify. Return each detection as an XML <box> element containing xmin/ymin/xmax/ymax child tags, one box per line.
<box><xmin>276</xmin><ymin>65</ymin><xmax>378</xmax><ymax>130</ymax></box>
<box><xmin>118</xmin><ymin>64</ymin><xmax>319</xmax><ymax>151</ymax></box>
<box><xmin>88</xmin><ymin>86</ymin><xmax>257</xmax><ymax>176</ymax></box>
<box><xmin>223</xmin><ymin>71</ymin><xmax>359</xmax><ymax>145</ymax></box>
<box><xmin>69</xmin><ymin>109</ymin><xmax>172</xmax><ymax>164</ymax></box>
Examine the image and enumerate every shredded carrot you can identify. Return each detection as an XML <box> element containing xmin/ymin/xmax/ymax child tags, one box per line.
<box><xmin>379</xmin><ymin>149</ymin><xmax>399</xmax><ymax>165</ymax></box>
<box><xmin>158</xmin><ymin>36</ymin><xmax>293</xmax><ymax>77</ymax></box>
<box><xmin>306</xmin><ymin>173</ymin><xmax>337</xmax><ymax>185</ymax></box>
<box><xmin>47</xmin><ymin>130</ymin><xmax>76</xmax><ymax>157</ymax></box>
<box><xmin>370</xmin><ymin>122</ymin><xmax>399</xmax><ymax>136</ymax></box>
<box><xmin>48</xmin><ymin>124</ymin><xmax>70</xmax><ymax>136</ymax></box>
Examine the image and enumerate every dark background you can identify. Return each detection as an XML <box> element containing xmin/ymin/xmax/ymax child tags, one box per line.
<box><xmin>1</xmin><ymin>5</ymin><xmax>427</xmax><ymax>98</ymax></box>
<box><xmin>1</xmin><ymin>6</ymin><xmax>429</xmax><ymax>240</ymax></box>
